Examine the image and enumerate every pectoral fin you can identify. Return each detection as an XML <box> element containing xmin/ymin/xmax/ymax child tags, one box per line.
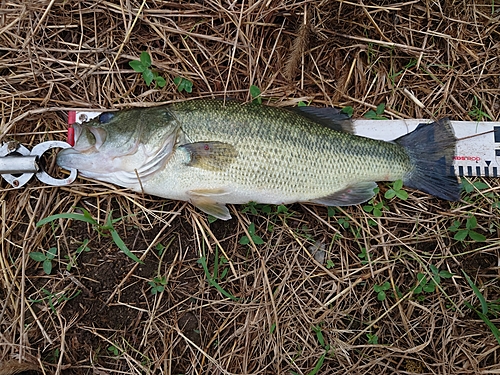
<box><xmin>189</xmin><ymin>189</ymin><xmax>232</xmax><ymax>220</ymax></box>
<box><xmin>311</xmin><ymin>182</ymin><xmax>378</xmax><ymax>206</ymax></box>
<box><xmin>180</xmin><ymin>141</ymin><xmax>237</xmax><ymax>171</ymax></box>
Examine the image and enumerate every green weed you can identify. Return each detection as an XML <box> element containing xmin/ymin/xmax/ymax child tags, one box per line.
<box><xmin>28</xmin><ymin>288</ymin><xmax>81</xmax><ymax>314</ymax></box>
<box><xmin>107</xmin><ymin>345</ymin><xmax>121</xmax><ymax>356</ymax></box>
<box><xmin>250</xmin><ymin>85</ymin><xmax>262</xmax><ymax>104</ymax></box>
<box><xmin>148</xmin><ymin>276</ymin><xmax>167</xmax><ymax>295</ymax></box>
<box><xmin>385</xmin><ymin>179</ymin><xmax>408</xmax><ymax>200</ymax></box>
<box><xmin>358</xmin><ymin>247</ymin><xmax>369</xmax><ymax>265</ymax></box>
<box><xmin>242</xmin><ymin>202</ymin><xmax>288</xmax><ymax>217</ymax></box>
<box><xmin>173</xmin><ymin>76</ymin><xmax>193</xmax><ymax>93</ymax></box>
<box><xmin>463</xmin><ymin>270</ymin><xmax>500</xmax><ymax>344</ymax></box>
<box><xmin>129</xmin><ymin>51</ymin><xmax>166</xmax><ymax>88</ymax></box>
<box><xmin>29</xmin><ymin>247</ymin><xmax>57</xmax><ymax>274</ymax></box>
<box><xmin>65</xmin><ymin>239</ymin><xmax>90</xmax><ymax>272</ymax></box>
<box><xmin>155</xmin><ymin>242</ymin><xmax>165</xmax><ymax>257</ymax></box>
<box><xmin>37</xmin><ymin>208</ymin><xmax>143</xmax><ymax>264</ymax></box>
<box><xmin>373</xmin><ymin>281</ymin><xmax>391</xmax><ymax>301</ymax></box>
<box><xmin>198</xmin><ymin>246</ymin><xmax>237</xmax><ymax>301</ymax></box>
<box><xmin>364</xmin><ymin>103</ymin><xmax>387</xmax><ymax>120</ymax></box>
<box><xmin>363</xmin><ymin>200</ymin><xmax>384</xmax><ymax>219</ymax></box>
<box><xmin>366</xmin><ymin>333</ymin><xmax>379</xmax><ymax>345</ymax></box>
<box><xmin>47</xmin><ymin>348</ymin><xmax>60</xmax><ymax>364</ymax></box>
<box><xmin>239</xmin><ymin>222</ymin><xmax>264</xmax><ymax>245</ymax></box>
<box><xmin>462</xmin><ymin>179</ymin><xmax>490</xmax><ymax>194</ymax></box>
<box><xmin>341</xmin><ymin>106</ymin><xmax>354</xmax><ymax>117</ymax></box>
<box><xmin>412</xmin><ymin>264</ymin><xmax>453</xmax><ymax>300</ymax></box>
<box><xmin>468</xmin><ymin>96</ymin><xmax>492</xmax><ymax>122</ymax></box>
<box><xmin>388</xmin><ymin>59</ymin><xmax>417</xmax><ymax>86</ymax></box>
<box><xmin>448</xmin><ymin>215</ymin><xmax>486</xmax><ymax>242</ymax></box>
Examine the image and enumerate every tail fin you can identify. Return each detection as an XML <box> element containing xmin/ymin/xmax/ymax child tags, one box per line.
<box><xmin>396</xmin><ymin>118</ymin><xmax>461</xmax><ymax>201</ymax></box>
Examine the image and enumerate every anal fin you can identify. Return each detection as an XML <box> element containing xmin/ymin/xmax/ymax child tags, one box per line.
<box><xmin>189</xmin><ymin>189</ymin><xmax>232</xmax><ymax>220</ymax></box>
<box><xmin>311</xmin><ymin>182</ymin><xmax>378</xmax><ymax>206</ymax></box>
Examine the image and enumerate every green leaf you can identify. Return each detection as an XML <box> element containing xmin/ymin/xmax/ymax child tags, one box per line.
<box><xmin>174</xmin><ymin>76</ymin><xmax>193</xmax><ymax>93</ymax></box>
<box><xmin>473</xmin><ymin>181</ymin><xmax>489</xmax><ymax>190</ymax></box>
<box><xmin>139</xmin><ymin>51</ymin><xmax>151</xmax><ymax>67</ymax></box>
<box><xmin>393</xmin><ymin>179</ymin><xmax>403</xmax><ymax>190</ymax></box>
<box><xmin>297</xmin><ymin>101</ymin><xmax>307</xmax><ymax>107</ymax></box>
<box><xmin>454</xmin><ymin>230</ymin><xmax>469</xmax><ymax>241</ymax></box>
<box><xmin>129</xmin><ymin>60</ymin><xmax>146</xmax><ymax>72</ymax></box>
<box><xmin>109</xmin><ymin>226</ymin><xmax>143</xmax><ymax>263</ymax></box>
<box><xmin>463</xmin><ymin>270</ymin><xmax>488</xmax><ymax>315</ymax></box>
<box><xmin>396</xmin><ymin>190</ymin><xmax>409</xmax><ymax>200</ymax></box>
<box><xmin>43</xmin><ymin>259</ymin><xmax>53</xmax><ymax>275</ymax></box>
<box><xmin>36</xmin><ymin>212</ymin><xmax>98</xmax><ymax>227</ymax></box>
<box><xmin>477</xmin><ymin>310</ymin><xmax>500</xmax><ymax>345</ymax></box>
<box><xmin>466</xmin><ymin>215</ymin><xmax>477</xmax><ymax>230</ymax></box>
<box><xmin>341</xmin><ymin>106</ymin><xmax>353</xmax><ymax>117</ymax></box>
<box><xmin>312</xmin><ymin>325</ymin><xmax>325</xmax><ymax>347</ymax></box>
<box><xmin>307</xmin><ymin>350</ymin><xmax>327</xmax><ymax>375</ymax></box>
<box><xmin>377</xmin><ymin>291</ymin><xmax>386</xmax><ymax>301</ymax></box>
<box><xmin>362</xmin><ymin>205</ymin><xmax>373</xmax><ymax>213</ymax></box>
<box><xmin>239</xmin><ymin>236</ymin><xmax>250</xmax><ymax>245</ymax></box>
<box><xmin>364</xmin><ymin>110</ymin><xmax>377</xmax><ymax>119</ymax></box>
<box><xmin>276</xmin><ymin>205</ymin><xmax>288</xmax><ymax>214</ymax></box>
<box><xmin>423</xmin><ymin>283</ymin><xmax>435</xmax><ymax>293</ymax></box>
<box><xmin>155</xmin><ymin>75</ymin><xmax>166</xmax><ymax>88</ymax></box>
<box><xmin>248</xmin><ymin>223</ymin><xmax>256</xmax><ymax>235</ymax></box>
<box><xmin>384</xmin><ymin>189</ymin><xmax>396</xmax><ymax>199</ymax></box>
<box><xmin>468</xmin><ymin>230</ymin><xmax>486</xmax><ymax>242</ymax></box>
<box><xmin>448</xmin><ymin>220</ymin><xmax>461</xmax><ymax>232</ymax></box>
<box><xmin>250</xmin><ymin>85</ymin><xmax>261</xmax><ymax>98</ymax></box>
<box><xmin>366</xmin><ymin>334</ymin><xmax>378</xmax><ymax>345</ymax></box>
<box><xmin>156</xmin><ymin>285</ymin><xmax>165</xmax><ymax>293</ymax></box>
<box><xmin>261</xmin><ymin>205</ymin><xmax>272</xmax><ymax>214</ymax></box>
<box><xmin>47</xmin><ymin>247</ymin><xmax>57</xmax><ymax>259</ymax></box>
<box><xmin>142</xmin><ymin>70</ymin><xmax>154</xmax><ymax>86</ymax></box>
<box><xmin>30</xmin><ymin>252</ymin><xmax>47</xmax><ymax>262</ymax></box>
<box><xmin>462</xmin><ymin>180</ymin><xmax>474</xmax><ymax>193</ymax></box>
<box><xmin>429</xmin><ymin>264</ymin><xmax>439</xmax><ymax>275</ymax></box>
<box><xmin>376</xmin><ymin>102</ymin><xmax>385</xmax><ymax>115</ymax></box>
<box><xmin>439</xmin><ymin>270</ymin><xmax>453</xmax><ymax>279</ymax></box>
<box><xmin>250</xmin><ymin>85</ymin><xmax>262</xmax><ymax>104</ymax></box>
<box><xmin>251</xmin><ymin>235</ymin><xmax>264</xmax><ymax>245</ymax></box>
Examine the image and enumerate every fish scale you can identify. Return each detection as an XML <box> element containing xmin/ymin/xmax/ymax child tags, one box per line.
<box><xmin>57</xmin><ymin>99</ymin><xmax>460</xmax><ymax>220</ymax></box>
<box><xmin>170</xmin><ymin>100</ymin><xmax>410</xmax><ymax>197</ymax></box>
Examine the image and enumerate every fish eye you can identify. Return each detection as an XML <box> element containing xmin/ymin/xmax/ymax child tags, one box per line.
<box><xmin>99</xmin><ymin>112</ymin><xmax>114</xmax><ymax>124</ymax></box>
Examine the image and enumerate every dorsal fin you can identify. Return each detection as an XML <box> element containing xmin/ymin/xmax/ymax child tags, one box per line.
<box><xmin>288</xmin><ymin>106</ymin><xmax>354</xmax><ymax>133</ymax></box>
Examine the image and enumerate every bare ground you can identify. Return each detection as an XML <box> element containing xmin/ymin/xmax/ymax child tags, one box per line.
<box><xmin>1</xmin><ymin>1</ymin><xmax>500</xmax><ymax>374</ymax></box>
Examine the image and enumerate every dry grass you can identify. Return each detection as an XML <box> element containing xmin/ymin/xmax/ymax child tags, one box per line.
<box><xmin>1</xmin><ymin>0</ymin><xmax>500</xmax><ymax>374</ymax></box>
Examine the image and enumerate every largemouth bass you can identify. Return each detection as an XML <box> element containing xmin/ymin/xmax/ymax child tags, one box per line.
<box><xmin>57</xmin><ymin>99</ymin><xmax>461</xmax><ymax>220</ymax></box>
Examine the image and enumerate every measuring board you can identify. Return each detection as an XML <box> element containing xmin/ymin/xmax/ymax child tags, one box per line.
<box><xmin>69</xmin><ymin>111</ymin><xmax>499</xmax><ymax>178</ymax></box>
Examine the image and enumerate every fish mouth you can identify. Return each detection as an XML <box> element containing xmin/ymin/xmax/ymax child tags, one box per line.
<box><xmin>56</xmin><ymin>147</ymin><xmax>86</xmax><ymax>171</ymax></box>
